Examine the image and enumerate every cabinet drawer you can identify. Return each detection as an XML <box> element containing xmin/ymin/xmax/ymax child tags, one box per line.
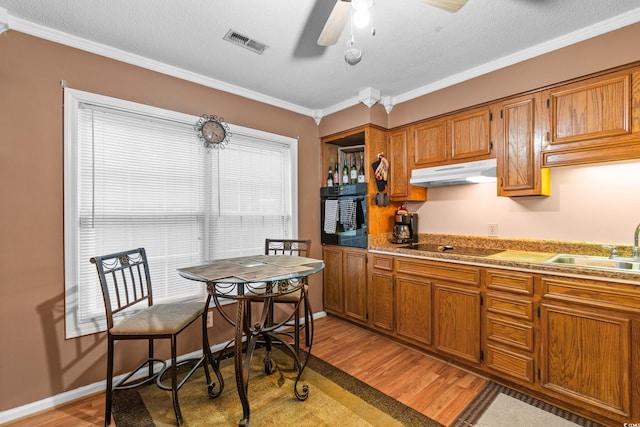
<box><xmin>486</xmin><ymin>315</ymin><xmax>534</xmax><ymax>351</ymax></box>
<box><xmin>486</xmin><ymin>292</ymin><xmax>534</xmax><ymax>321</ymax></box>
<box><xmin>541</xmin><ymin>276</ymin><xmax>640</xmax><ymax>312</ymax></box>
<box><xmin>485</xmin><ymin>269</ymin><xmax>534</xmax><ymax>295</ymax></box>
<box><xmin>371</xmin><ymin>254</ymin><xmax>393</xmax><ymax>271</ymax></box>
<box><xmin>486</xmin><ymin>344</ymin><xmax>535</xmax><ymax>384</ymax></box>
<box><xmin>396</xmin><ymin>258</ymin><xmax>480</xmax><ymax>286</ymax></box>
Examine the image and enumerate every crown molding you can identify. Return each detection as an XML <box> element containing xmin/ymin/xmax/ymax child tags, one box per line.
<box><xmin>393</xmin><ymin>8</ymin><xmax>640</xmax><ymax>105</ymax></box>
<box><xmin>8</xmin><ymin>16</ymin><xmax>316</xmax><ymax>118</ymax></box>
<box><xmin>7</xmin><ymin>8</ymin><xmax>640</xmax><ymax>123</ymax></box>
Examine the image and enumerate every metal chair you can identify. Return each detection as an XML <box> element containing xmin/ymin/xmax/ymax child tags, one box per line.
<box><xmin>90</xmin><ymin>248</ymin><xmax>213</xmax><ymax>426</ymax></box>
<box><xmin>265</xmin><ymin>239</ymin><xmax>312</xmax><ymax>352</ymax></box>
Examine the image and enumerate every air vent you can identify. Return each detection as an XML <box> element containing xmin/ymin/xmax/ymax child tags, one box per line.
<box><xmin>223</xmin><ymin>29</ymin><xmax>268</xmax><ymax>54</ymax></box>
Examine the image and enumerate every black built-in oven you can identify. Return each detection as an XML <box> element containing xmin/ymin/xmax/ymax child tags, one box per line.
<box><xmin>320</xmin><ymin>183</ymin><xmax>367</xmax><ymax>249</ymax></box>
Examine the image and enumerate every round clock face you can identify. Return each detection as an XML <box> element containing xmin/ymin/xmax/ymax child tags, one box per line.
<box><xmin>201</xmin><ymin>120</ymin><xmax>226</xmax><ymax>144</ymax></box>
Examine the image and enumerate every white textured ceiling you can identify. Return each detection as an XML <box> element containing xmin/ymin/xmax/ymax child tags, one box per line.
<box><xmin>2</xmin><ymin>0</ymin><xmax>640</xmax><ymax>119</ymax></box>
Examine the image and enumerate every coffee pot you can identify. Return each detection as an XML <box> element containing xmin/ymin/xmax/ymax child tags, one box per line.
<box><xmin>391</xmin><ymin>206</ymin><xmax>418</xmax><ymax>244</ymax></box>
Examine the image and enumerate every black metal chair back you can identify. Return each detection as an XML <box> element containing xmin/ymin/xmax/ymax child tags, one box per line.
<box><xmin>92</xmin><ymin>248</ymin><xmax>153</xmax><ymax>329</ymax></box>
<box><xmin>265</xmin><ymin>239</ymin><xmax>311</xmax><ymax>257</ymax></box>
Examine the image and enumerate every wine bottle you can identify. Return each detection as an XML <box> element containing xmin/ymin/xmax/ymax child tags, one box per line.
<box><xmin>333</xmin><ymin>162</ymin><xmax>339</xmax><ymax>185</ymax></box>
<box><xmin>342</xmin><ymin>159</ymin><xmax>349</xmax><ymax>184</ymax></box>
<box><xmin>357</xmin><ymin>155</ymin><xmax>365</xmax><ymax>183</ymax></box>
<box><xmin>350</xmin><ymin>156</ymin><xmax>357</xmax><ymax>184</ymax></box>
<box><xmin>327</xmin><ymin>166</ymin><xmax>333</xmax><ymax>187</ymax></box>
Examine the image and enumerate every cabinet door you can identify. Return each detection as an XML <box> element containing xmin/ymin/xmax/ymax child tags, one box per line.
<box><xmin>388</xmin><ymin>128</ymin><xmax>409</xmax><ymax>199</ymax></box>
<box><xmin>369</xmin><ymin>270</ymin><xmax>394</xmax><ymax>332</ymax></box>
<box><xmin>396</xmin><ymin>275</ymin><xmax>432</xmax><ymax>347</ymax></box>
<box><xmin>434</xmin><ymin>282</ymin><xmax>481</xmax><ymax>363</ymax></box>
<box><xmin>413</xmin><ymin>120</ymin><xmax>448</xmax><ymax>167</ymax></box>
<box><xmin>388</xmin><ymin>128</ymin><xmax>427</xmax><ymax>202</ymax></box>
<box><xmin>450</xmin><ymin>107</ymin><xmax>493</xmax><ymax>161</ymax></box>
<box><xmin>540</xmin><ymin>302</ymin><xmax>631</xmax><ymax>417</ymax></box>
<box><xmin>322</xmin><ymin>246</ymin><xmax>344</xmax><ymax>314</ymax></box>
<box><xmin>550</xmin><ymin>74</ymin><xmax>630</xmax><ymax>144</ymax></box>
<box><xmin>343</xmin><ymin>249</ymin><xmax>367</xmax><ymax>323</ymax></box>
<box><xmin>542</xmin><ymin>67</ymin><xmax>640</xmax><ymax>167</ymax></box>
<box><xmin>497</xmin><ymin>93</ymin><xmax>550</xmax><ymax>197</ymax></box>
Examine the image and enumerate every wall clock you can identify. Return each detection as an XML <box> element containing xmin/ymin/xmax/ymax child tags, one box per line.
<box><xmin>194</xmin><ymin>114</ymin><xmax>231</xmax><ymax>149</ymax></box>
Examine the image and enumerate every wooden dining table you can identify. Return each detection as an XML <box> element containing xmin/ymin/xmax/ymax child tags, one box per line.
<box><xmin>177</xmin><ymin>254</ymin><xmax>324</xmax><ymax>427</ymax></box>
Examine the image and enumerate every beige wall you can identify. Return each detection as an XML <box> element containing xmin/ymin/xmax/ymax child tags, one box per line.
<box><xmin>0</xmin><ymin>31</ymin><xmax>320</xmax><ymax>411</ymax></box>
<box><xmin>410</xmin><ymin>159</ymin><xmax>640</xmax><ymax>244</ymax></box>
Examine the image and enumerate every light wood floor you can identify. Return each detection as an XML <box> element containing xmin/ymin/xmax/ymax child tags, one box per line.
<box><xmin>5</xmin><ymin>316</ymin><xmax>487</xmax><ymax>426</ymax></box>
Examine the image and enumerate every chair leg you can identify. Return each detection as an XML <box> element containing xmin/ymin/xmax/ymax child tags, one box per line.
<box><xmin>104</xmin><ymin>337</ymin><xmax>114</xmax><ymax>427</ymax></box>
<box><xmin>293</xmin><ymin>307</ymin><xmax>300</xmax><ymax>354</ymax></box>
<box><xmin>148</xmin><ymin>338</ymin><xmax>154</xmax><ymax>378</ymax></box>
<box><xmin>170</xmin><ymin>335</ymin><xmax>183</xmax><ymax>426</ymax></box>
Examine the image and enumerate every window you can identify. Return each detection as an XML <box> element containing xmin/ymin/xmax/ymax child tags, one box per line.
<box><xmin>64</xmin><ymin>88</ymin><xmax>297</xmax><ymax>338</ymax></box>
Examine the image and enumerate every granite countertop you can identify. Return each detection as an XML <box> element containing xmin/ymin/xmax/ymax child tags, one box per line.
<box><xmin>368</xmin><ymin>233</ymin><xmax>640</xmax><ymax>284</ymax></box>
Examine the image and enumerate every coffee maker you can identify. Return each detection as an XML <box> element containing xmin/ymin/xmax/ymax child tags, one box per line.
<box><xmin>391</xmin><ymin>212</ymin><xmax>418</xmax><ymax>244</ymax></box>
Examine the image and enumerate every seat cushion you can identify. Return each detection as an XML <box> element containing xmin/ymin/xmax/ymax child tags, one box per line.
<box><xmin>110</xmin><ymin>301</ymin><xmax>205</xmax><ymax>336</ymax></box>
<box><xmin>273</xmin><ymin>284</ymin><xmax>308</xmax><ymax>303</ymax></box>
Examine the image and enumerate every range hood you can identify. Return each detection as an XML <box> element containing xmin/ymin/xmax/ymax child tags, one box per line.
<box><xmin>410</xmin><ymin>158</ymin><xmax>497</xmax><ymax>188</ymax></box>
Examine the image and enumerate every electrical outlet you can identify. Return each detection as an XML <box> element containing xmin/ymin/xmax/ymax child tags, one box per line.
<box><xmin>206</xmin><ymin>311</ymin><xmax>213</xmax><ymax>328</ymax></box>
<box><xmin>488</xmin><ymin>223</ymin><xmax>498</xmax><ymax>237</ymax></box>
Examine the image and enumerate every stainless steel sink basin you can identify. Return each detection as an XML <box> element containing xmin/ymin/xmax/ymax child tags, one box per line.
<box><xmin>544</xmin><ymin>254</ymin><xmax>640</xmax><ymax>272</ymax></box>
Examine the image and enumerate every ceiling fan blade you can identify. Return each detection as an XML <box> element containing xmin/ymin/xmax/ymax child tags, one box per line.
<box><xmin>421</xmin><ymin>0</ymin><xmax>468</xmax><ymax>13</ymax></box>
<box><xmin>317</xmin><ymin>0</ymin><xmax>351</xmax><ymax>46</ymax></box>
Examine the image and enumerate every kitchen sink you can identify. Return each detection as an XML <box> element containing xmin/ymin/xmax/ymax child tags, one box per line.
<box><xmin>544</xmin><ymin>254</ymin><xmax>640</xmax><ymax>272</ymax></box>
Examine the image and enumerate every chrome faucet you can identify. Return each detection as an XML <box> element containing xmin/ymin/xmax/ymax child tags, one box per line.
<box><xmin>634</xmin><ymin>223</ymin><xmax>640</xmax><ymax>259</ymax></box>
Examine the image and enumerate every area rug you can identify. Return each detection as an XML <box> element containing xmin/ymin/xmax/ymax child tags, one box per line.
<box><xmin>112</xmin><ymin>347</ymin><xmax>442</xmax><ymax>426</ymax></box>
<box><xmin>450</xmin><ymin>381</ymin><xmax>606</xmax><ymax>427</ymax></box>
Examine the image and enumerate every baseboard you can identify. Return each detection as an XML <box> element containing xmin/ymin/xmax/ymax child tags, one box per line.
<box><xmin>0</xmin><ymin>311</ymin><xmax>327</xmax><ymax>424</ymax></box>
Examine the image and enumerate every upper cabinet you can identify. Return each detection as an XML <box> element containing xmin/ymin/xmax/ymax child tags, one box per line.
<box><xmin>496</xmin><ymin>93</ymin><xmax>550</xmax><ymax>197</ymax></box>
<box><xmin>413</xmin><ymin>119</ymin><xmax>448</xmax><ymax>166</ymax></box>
<box><xmin>388</xmin><ymin>127</ymin><xmax>427</xmax><ymax>202</ymax></box>
<box><xmin>542</xmin><ymin>65</ymin><xmax>640</xmax><ymax>167</ymax></box>
<box><xmin>413</xmin><ymin>106</ymin><xmax>494</xmax><ymax>168</ymax></box>
<box><xmin>449</xmin><ymin>107</ymin><xmax>494</xmax><ymax>162</ymax></box>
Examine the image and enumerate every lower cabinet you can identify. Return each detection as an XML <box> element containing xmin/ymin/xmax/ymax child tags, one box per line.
<box><xmin>483</xmin><ymin>269</ymin><xmax>536</xmax><ymax>385</ymax></box>
<box><xmin>395</xmin><ymin>275</ymin><xmax>432</xmax><ymax>347</ymax></box>
<box><xmin>368</xmin><ymin>254</ymin><xmax>394</xmax><ymax>332</ymax></box>
<box><xmin>322</xmin><ymin>245</ymin><xmax>367</xmax><ymax>324</ymax></box>
<box><xmin>433</xmin><ymin>281</ymin><xmax>481</xmax><ymax>364</ymax></box>
<box><xmin>324</xmin><ymin>250</ymin><xmax>640</xmax><ymax>426</ymax></box>
<box><xmin>539</xmin><ymin>275</ymin><xmax>639</xmax><ymax>422</ymax></box>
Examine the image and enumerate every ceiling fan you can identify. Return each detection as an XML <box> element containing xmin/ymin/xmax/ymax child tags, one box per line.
<box><xmin>317</xmin><ymin>0</ymin><xmax>468</xmax><ymax>46</ymax></box>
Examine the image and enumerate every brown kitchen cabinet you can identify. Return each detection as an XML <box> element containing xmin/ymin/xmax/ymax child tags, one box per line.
<box><xmin>449</xmin><ymin>106</ymin><xmax>494</xmax><ymax>162</ymax></box>
<box><xmin>542</xmin><ymin>64</ymin><xmax>640</xmax><ymax>167</ymax></box>
<box><xmin>539</xmin><ymin>275</ymin><xmax>640</xmax><ymax>424</ymax></box>
<box><xmin>368</xmin><ymin>253</ymin><xmax>394</xmax><ymax>332</ymax></box>
<box><xmin>411</xmin><ymin>105</ymin><xmax>494</xmax><ymax>169</ymax></box>
<box><xmin>395</xmin><ymin>274</ymin><xmax>432</xmax><ymax>348</ymax></box>
<box><xmin>388</xmin><ymin>127</ymin><xmax>427</xmax><ymax>202</ymax></box>
<box><xmin>412</xmin><ymin>119</ymin><xmax>448</xmax><ymax>167</ymax></box>
<box><xmin>396</xmin><ymin>257</ymin><xmax>480</xmax><ymax>361</ymax></box>
<box><xmin>483</xmin><ymin>269</ymin><xmax>536</xmax><ymax>385</ymax></box>
<box><xmin>322</xmin><ymin>245</ymin><xmax>367</xmax><ymax>324</ymax></box>
<box><xmin>434</xmin><ymin>281</ymin><xmax>482</xmax><ymax>364</ymax></box>
<box><xmin>495</xmin><ymin>93</ymin><xmax>550</xmax><ymax>197</ymax></box>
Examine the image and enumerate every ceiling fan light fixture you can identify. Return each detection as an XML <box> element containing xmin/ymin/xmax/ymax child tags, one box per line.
<box><xmin>344</xmin><ymin>39</ymin><xmax>362</xmax><ymax>66</ymax></box>
<box><xmin>353</xmin><ymin>8</ymin><xmax>371</xmax><ymax>28</ymax></box>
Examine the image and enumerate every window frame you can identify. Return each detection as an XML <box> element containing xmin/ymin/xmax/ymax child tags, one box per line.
<box><xmin>63</xmin><ymin>88</ymin><xmax>298</xmax><ymax>338</ymax></box>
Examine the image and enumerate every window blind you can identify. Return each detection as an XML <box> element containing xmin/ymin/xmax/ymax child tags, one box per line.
<box><xmin>64</xmin><ymin>88</ymin><xmax>296</xmax><ymax>338</ymax></box>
